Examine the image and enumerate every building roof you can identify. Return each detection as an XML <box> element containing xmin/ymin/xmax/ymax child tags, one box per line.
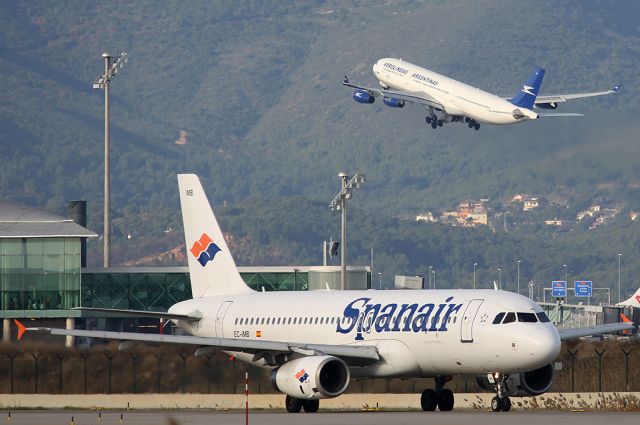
<box><xmin>0</xmin><ymin>201</ymin><xmax>97</xmax><ymax>238</ymax></box>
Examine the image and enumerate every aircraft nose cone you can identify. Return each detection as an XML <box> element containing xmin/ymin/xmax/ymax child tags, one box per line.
<box><xmin>528</xmin><ymin>327</ymin><xmax>561</xmax><ymax>365</ymax></box>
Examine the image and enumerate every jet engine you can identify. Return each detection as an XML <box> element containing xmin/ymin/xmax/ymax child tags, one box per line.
<box><xmin>536</xmin><ymin>102</ymin><xmax>558</xmax><ymax>110</ymax></box>
<box><xmin>383</xmin><ymin>96</ymin><xmax>405</xmax><ymax>108</ymax></box>
<box><xmin>271</xmin><ymin>355</ymin><xmax>350</xmax><ymax>400</ymax></box>
<box><xmin>476</xmin><ymin>363</ymin><xmax>555</xmax><ymax>396</ymax></box>
<box><xmin>353</xmin><ymin>89</ymin><xmax>375</xmax><ymax>104</ymax></box>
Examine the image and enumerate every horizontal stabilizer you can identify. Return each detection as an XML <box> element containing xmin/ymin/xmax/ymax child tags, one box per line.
<box><xmin>72</xmin><ymin>307</ymin><xmax>201</xmax><ymax>322</ymax></box>
<box><xmin>538</xmin><ymin>113</ymin><xmax>584</xmax><ymax>117</ymax></box>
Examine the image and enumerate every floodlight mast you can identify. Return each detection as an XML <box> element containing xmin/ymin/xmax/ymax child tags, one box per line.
<box><xmin>329</xmin><ymin>172</ymin><xmax>365</xmax><ymax>290</ymax></box>
<box><xmin>93</xmin><ymin>51</ymin><xmax>127</xmax><ymax>268</ymax></box>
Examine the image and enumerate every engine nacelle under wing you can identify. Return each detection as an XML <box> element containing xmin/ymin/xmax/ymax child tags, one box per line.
<box><xmin>476</xmin><ymin>363</ymin><xmax>555</xmax><ymax>397</ymax></box>
<box><xmin>536</xmin><ymin>102</ymin><xmax>558</xmax><ymax>110</ymax></box>
<box><xmin>383</xmin><ymin>96</ymin><xmax>405</xmax><ymax>108</ymax></box>
<box><xmin>353</xmin><ymin>89</ymin><xmax>375</xmax><ymax>104</ymax></box>
<box><xmin>271</xmin><ymin>355</ymin><xmax>350</xmax><ymax>400</ymax></box>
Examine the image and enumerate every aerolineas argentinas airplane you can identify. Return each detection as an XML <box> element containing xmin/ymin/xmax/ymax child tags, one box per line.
<box><xmin>22</xmin><ymin>175</ymin><xmax>632</xmax><ymax>413</ymax></box>
<box><xmin>343</xmin><ymin>58</ymin><xmax>620</xmax><ymax>130</ymax></box>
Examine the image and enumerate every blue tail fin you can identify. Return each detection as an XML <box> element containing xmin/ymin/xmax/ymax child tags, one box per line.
<box><xmin>510</xmin><ymin>67</ymin><xmax>545</xmax><ymax>109</ymax></box>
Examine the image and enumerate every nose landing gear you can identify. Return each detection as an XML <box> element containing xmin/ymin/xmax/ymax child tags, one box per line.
<box><xmin>489</xmin><ymin>373</ymin><xmax>511</xmax><ymax>412</ymax></box>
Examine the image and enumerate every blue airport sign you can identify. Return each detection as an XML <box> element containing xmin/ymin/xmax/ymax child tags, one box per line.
<box><xmin>552</xmin><ymin>281</ymin><xmax>567</xmax><ymax>298</ymax></box>
<box><xmin>574</xmin><ymin>280</ymin><xmax>593</xmax><ymax>297</ymax></box>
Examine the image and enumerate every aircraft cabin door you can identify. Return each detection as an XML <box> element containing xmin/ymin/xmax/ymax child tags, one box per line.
<box><xmin>215</xmin><ymin>301</ymin><xmax>233</xmax><ymax>338</ymax></box>
<box><xmin>460</xmin><ymin>299</ymin><xmax>484</xmax><ymax>343</ymax></box>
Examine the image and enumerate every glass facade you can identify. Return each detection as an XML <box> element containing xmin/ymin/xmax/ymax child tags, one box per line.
<box><xmin>0</xmin><ymin>238</ymin><xmax>81</xmax><ymax>310</ymax></box>
<box><xmin>81</xmin><ymin>271</ymin><xmax>191</xmax><ymax>311</ymax></box>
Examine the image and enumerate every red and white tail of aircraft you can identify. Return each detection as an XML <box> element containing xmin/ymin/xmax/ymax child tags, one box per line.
<box><xmin>617</xmin><ymin>288</ymin><xmax>640</xmax><ymax>308</ymax></box>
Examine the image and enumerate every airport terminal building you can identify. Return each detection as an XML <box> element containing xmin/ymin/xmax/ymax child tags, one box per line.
<box><xmin>0</xmin><ymin>201</ymin><xmax>371</xmax><ymax>344</ymax></box>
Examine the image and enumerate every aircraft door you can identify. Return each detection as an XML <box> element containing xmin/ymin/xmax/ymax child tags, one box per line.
<box><xmin>460</xmin><ymin>299</ymin><xmax>484</xmax><ymax>343</ymax></box>
<box><xmin>215</xmin><ymin>301</ymin><xmax>233</xmax><ymax>338</ymax></box>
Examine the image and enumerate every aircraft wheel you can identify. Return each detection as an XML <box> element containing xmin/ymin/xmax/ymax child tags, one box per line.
<box><xmin>431</xmin><ymin>121</ymin><xmax>437</xmax><ymax>129</ymax></box>
<box><xmin>420</xmin><ymin>389</ymin><xmax>439</xmax><ymax>411</ymax></box>
<box><xmin>464</xmin><ymin>117</ymin><xmax>470</xmax><ymax>123</ymax></box>
<box><xmin>302</xmin><ymin>399</ymin><xmax>319</xmax><ymax>413</ymax></box>
<box><xmin>500</xmin><ymin>397</ymin><xmax>511</xmax><ymax>412</ymax></box>
<box><xmin>438</xmin><ymin>389</ymin><xmax>454</xmax><ymax>411</ymax></box>
<box><xmin>437</xmin><ymin>120</ymin><xmax>443</xmax><ymax>127</ymax></box>
<box><xmin>474</xmin><ymin>123</ymin><xmax>480</xmax><ymax>130</ymax></box>
<box><xmin>491</xmin><ymin>396</ymin><xmax>501</xmax><ymax>412</ymax></box>
<box><xmin>425</xmin><ymin>116</ymin><xmax>432</xmax><ymax>124</ymax></box>
<box><xmin>285</xmin><ymin>395</ymin><xmax>303</xmax><ymax>413</ymax></box>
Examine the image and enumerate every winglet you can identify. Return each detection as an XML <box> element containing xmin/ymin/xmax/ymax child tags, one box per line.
<box><xmin>14</xmin><ymin>319</ymin><xmax>27</xmax><ymax>340</ymax></box>
<box><xmin>343</xmin><ymin>75</ymin><xmax>349</xmax><ymax>85</ymax></box>
<box><xmin>612</xmin><ymin>83</ymin><xmax>622</xmax><ymax>92</ymax></box>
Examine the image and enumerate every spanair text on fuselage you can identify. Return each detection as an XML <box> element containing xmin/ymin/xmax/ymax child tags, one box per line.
<box><xmin>170</xmin><ymin>289</ymin><xmax>559</xmax><ymax>378</ymax></box>
<box><xmin>373</xmin><ymin>58</ymin><xmax>536</xmax><ymax>124</ymax></box>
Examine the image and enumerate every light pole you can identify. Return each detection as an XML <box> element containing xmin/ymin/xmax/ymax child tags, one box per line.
<box><xmin>497</xmin><ymin>267</ymin><xmax>501</xmax><ymax>289</ymax></box>
<box><xmin>517</xmin><ymin>260</ymin><xmax>521</xmax><ymax>295</ymax></box>
<box><xmin>93</xmin><ymin>51</ymin><xmax>127</xmax><ymax>268</ymax></box>
<box><xmin>563</xmin><ymin>264</ymin><xmax>568</xmax><ymax>285</ymax></box>
<box><xmin>377</xmin><ymin>272</ymin><xmax>382</xmax><ymax>290</ymax></box>
<box><xmin>473</xmin><ymin>262</ymin><xmax>477</xmax><ymax>290</ymax></box>
<box><xmin>428</xmin><ymin>266</ymin><xmax>432</xmax><ymax>289</ymax></box>
<box><xmin>432</xmin><ymin>269</ymin><xmax>436</xmax><ymax>290</ymax></box>
<box><xmin>618</xmin><ymin>253</ymin><xmax>622</xmax><ymax>303</ymax></box>
<box><xmin>329</xmin><ymin>172</ymin><xmax>365</xmax><ymax>290</ymax></box>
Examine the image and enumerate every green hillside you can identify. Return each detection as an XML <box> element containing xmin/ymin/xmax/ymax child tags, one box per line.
<box><xmin>1</xmin><ymin>0</ymin><xmax>640</xmax><ymax>298</ymax></box>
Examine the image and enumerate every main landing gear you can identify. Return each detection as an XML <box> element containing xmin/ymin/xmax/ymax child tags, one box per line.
<box><xmin>285</xmin><ymin>395</ymin><xmax>319</xmax><ymax>413</ymax></box>
<box><xmin>489</xmin><ymin>373</ymin><xmax>511</xmax><ymax>412</ymax></box>
<box><xmin>420</xmin><ymin>376</ymin><xmax>454</xmax><ymax>411</ymax></box>
<box><xmin>464</xmin><ymin>117</ymin><xmax>481</xmax><ymax>130</ymax></box>
<box><xmin>425</xmin><ymin>115</ymin><xmax>443</xmax><ymax>129</ymax></box>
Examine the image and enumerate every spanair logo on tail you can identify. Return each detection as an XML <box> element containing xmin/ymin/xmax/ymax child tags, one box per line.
<box><xmin>190</xmin><ymin>233</ymin><xmax>221</xmax><ymax>267</ymax></box>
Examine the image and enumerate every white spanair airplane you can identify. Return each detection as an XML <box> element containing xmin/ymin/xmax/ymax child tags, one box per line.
<box><xmin>21</xmin><ymin>174</ymin><xmax>633</xmax><ymax>413</ymax></box>
<box><xmin>343</xmin><ymin>58</ymin><xmax>620</xmax><ymax>130</ymax></box>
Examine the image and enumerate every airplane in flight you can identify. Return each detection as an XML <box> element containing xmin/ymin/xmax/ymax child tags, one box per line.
<box><xmin>343</xmin><ymin>58</ymin><xmax>620</xmax><ymax>130</ymax></box>
<box><xmin>20</xmin><ymin>174</ymin><xmax>632</xmax><ymax>413</ymax></box>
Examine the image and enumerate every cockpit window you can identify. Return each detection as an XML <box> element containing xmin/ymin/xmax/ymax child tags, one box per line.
<box><xmin>517</xmin><ymin>312</ymin><xmax>538</xmax><ymax>323</ymax></box>
<box><xmin>536</xmin><ymin>312</ymin><xmax>550</xmax><ymax>323</ymax></box>
<box><xmin>502</xmin><ymin>312</ymin><xmax>516</xmax><ymax>324</ymax></box>
<box><xmin>493</xmin><ymin>312</ymin><xmax>505</xmax><ymax>324</ymax></box>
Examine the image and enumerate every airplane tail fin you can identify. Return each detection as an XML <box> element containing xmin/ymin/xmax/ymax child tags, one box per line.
<box><xmin>616</xmin><ymin>288</ymin><xmax>640</xmax><ymax>308</ymax></box>
<box><xmin>178</xmin><ymin>174</ymin><xmax>253</xmax><ymax>298</ymax></box>
<box><xmin>510</xmin><ymin>67</ymin><xmax>545</xmax><ymax>109</ymax></box>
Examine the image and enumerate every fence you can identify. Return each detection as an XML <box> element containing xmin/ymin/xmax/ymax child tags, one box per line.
<box><xmin>0</xmin><ymin>339</ymin><xmax>638</xmax><ymax>394</ymax></box>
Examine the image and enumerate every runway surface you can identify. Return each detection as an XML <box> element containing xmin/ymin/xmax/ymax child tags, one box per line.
<box><xmin>3</xmin><ymin>410</ymin><xmax>639</xmax><ymax>425</ymax></box>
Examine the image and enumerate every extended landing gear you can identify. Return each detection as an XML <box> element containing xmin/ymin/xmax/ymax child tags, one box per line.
<box><xmin>425</xmin><ymin>115</ymin><xmax>443</xmax><ymax>129</ymax></box>
<box><xmin>420</xmin><ymin>376</ymin><xmax>454</xmax><ymax>411</ymax></box>
<box><xmin>464</xmin><ymin>117</ymin><xmax>481</xmax><ymax>130</ymax></box>
<box><xmin>285</xmin><ymin>395</ymin><xmax>319</xmax><ymax>413</ymax></box>
<box><xmin>489</xmin><ymin>373</ymin><xmax>511</xmax><ymax>412</ymax></box>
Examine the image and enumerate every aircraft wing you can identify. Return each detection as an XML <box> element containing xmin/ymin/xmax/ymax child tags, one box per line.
<box><xmin>558</xmin><ymin>322</ymin><xmax>634</xmax><ymax>341</ymax></box>
<box><xmin>535</xmin><ymin>84</ymin><xmax>621</xmax><ymax>105</ymax></box>
<box><xmin>24</xmin><ymin>326</ymin><xmax>380</xmax><ymax>366</ymax></box>
<box><xmin>343</xmin><ymin>77</ymin><xmax>446</xmax><ymax>111</ymax></box>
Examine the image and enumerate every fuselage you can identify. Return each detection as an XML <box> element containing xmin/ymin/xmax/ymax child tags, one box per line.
<box><xmin>372</xmin><ymin>58</ymin><xmax>539</xmax><ymax>124</ymax></box>
<box><xmin>170</xmin><ymin>289</ymin><xmax>560</xmax><ymax>378</ymax></box>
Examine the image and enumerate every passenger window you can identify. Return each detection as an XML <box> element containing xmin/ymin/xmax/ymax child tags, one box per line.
<box><xmin>315</xmin><ymin>317</ymin><xmax>319</xmax><ymax>324</ymax></box>
<box><xmin>493</xmin><ymin>312</ymin><xmax>505</xmax><ymax>324</ymax></box>
<box><xmin>536</xmin><ymin>312</ymin><xmax>551</xmax><ymax>323</ymax></box>
<box><xmin>250</xmin><ymin>318</ymin><xmax>254</xmax><ymax>325</ymax></box>
<box><xmin>517</xmin><ymin>312</ymin><xmax>538</xmax><ymax>323</ymax></box>
<box><xmin>502</xmin><ymin>312</ymin><xmax>516</xmax><ymax>324</ymax></box>
<box><xmin>261</xmin><ymin>318</ymin><xmax>265</xmax><ymax>325</ymax></box>
<box><xmin>234</xmin><ymin>318</ymin><xmax>238</xmax><ymax>325</ymax></box>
